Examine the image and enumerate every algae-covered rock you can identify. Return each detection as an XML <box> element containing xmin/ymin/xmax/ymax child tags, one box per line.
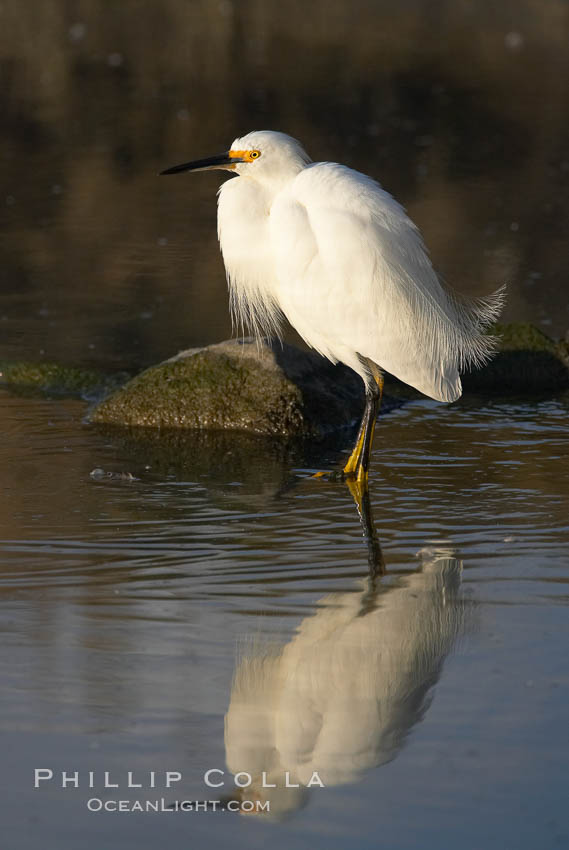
<box><xmin>462</xmin><ymin>322</ymin><xmax>569</xmax><ymax>394</ymax></box>
<box><xmin>90</xmin><ymin>339</ymin><xmax>378</xmax><ymax>437</ymax></box>
<box><xmin>5</xmin><ymin>321</ymin><xmax>565</xmax><ymax>429</ymax></box>
<box><xmin>0</xmin><ymin>359</ymin><xmax>125</xmax><ymax>398</ymax></box>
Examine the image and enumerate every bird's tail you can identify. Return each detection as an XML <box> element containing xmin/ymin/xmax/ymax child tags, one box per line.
<box><xmin>447</xmin><ymin>282</ymin><xmax>507</xmax><ymax>372</ymax></box>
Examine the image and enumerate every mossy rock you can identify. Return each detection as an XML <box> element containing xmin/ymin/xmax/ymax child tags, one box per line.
<box><xmin>462</xmin><ymin>322</ymin><xmax>569</xmax><ymax>394</ymax></box>
<box><xmin>89</xmin><ymin>339</ymin><xmax>384</xmax><ymax>437</ymax></box>
<box><xmin>0</xmin><ymin>360</ymin><xmax>122</xmax><ymax>398</ymax></box>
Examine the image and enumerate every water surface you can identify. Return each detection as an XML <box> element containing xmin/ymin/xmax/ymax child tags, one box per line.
<box><xmin>1</xmin><ymin>390</ymin><xmax>568</xmax><ymax>848</ymax></box>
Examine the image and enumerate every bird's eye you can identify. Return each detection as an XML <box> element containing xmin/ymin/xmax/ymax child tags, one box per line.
<box><xmin>249</xmin><ymin>150</ymin><xmax>261</xmax><ymax>159</ymax></box>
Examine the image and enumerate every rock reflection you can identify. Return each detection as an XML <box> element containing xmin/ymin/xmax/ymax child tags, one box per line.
<box><xmin>224</xmin><ymin>539</ymin><xmax>467</xmax><ymax>818</ymax></box>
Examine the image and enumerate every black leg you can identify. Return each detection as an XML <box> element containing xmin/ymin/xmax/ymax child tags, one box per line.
<box><xmin>358</xmin><ymin>383</ymin><xmax>381</xmax><ymax>478</ymax></box>
<box><xmin>345</xmin><ymin>469</ymin><xmax>385</xmax><ymax>588</ymax></box>
<box><xmin>359</xmin><ymin>478</ymin><xmax>385</xmax><ymax>579</ymax></box>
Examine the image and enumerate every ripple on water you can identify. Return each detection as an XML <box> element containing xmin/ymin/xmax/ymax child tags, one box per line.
<box><xmin>0</xmin><ymin>394</ymin><xmax>567</xmax><ymax>615</ymax></box>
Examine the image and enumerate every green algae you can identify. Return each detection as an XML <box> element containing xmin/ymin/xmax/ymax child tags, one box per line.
<box><xmin>0</xmin><ymin>360</ymin><xmax>126</xmax><ymax>398</ymax></box>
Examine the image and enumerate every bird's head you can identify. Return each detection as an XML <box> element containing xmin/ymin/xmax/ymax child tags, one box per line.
<box><xmin>160</xmin><ymin>130</ymin><xmax>311</xmax><ymax>187</ymax></box>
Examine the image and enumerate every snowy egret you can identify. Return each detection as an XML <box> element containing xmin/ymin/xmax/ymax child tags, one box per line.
<box><xmin>224</xmin><ymin>546</ymin><xmax>465</xmax><ymax>817</ymax></box>
<box><xmin>161</xmin><ymin>131</ymin><xmax>504</xmax><ymax>482</ymax></box>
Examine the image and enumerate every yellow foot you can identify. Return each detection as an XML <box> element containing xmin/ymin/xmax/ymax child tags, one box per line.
<box><xmin>345</xmin><ymin>475</ymin><xmax>368</xmax><ymax>514</ymax></box>
<box><xmin>311</xmin><ymin>469</ymin><xmax>345</xmax><ymax>482</ymax></box>
<box><xmin>312</xmin><ymin>468</ymin><xmax>366</xmax><ymax>484</ymax></box>
<box><xmin>344</xmin><ymin>420</ymin><xmax>377</xmax><ymax>480</ymax></box>
<box><xmin>343</xmin><ymin>449</ymin><xmax>369</xmax><ymax>484</ymax></box>
<box><xmin>343</xmin><ymin>431</ymin><xmax>366</xmax><ymax>478</ymax></box>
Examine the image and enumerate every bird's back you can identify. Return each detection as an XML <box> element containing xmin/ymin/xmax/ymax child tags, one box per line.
<box><xmin>220</xmin><ymin>160</ymin><xmax>504</xmax><ymax>402</ymax></box>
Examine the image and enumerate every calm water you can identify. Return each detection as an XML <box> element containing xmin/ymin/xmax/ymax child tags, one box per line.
<box><xmin>1</xmin><ymin>390</ymin><xmax>568</xmax><ymax>848</ymax></box>
<box><xmin>1</xmin><ymin>1</ymin><xmax>569</xmax><ymax>847</ymax></box>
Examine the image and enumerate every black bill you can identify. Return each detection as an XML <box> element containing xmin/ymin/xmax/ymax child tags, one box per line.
<box><xmin>159</xmin><ymin>151</ymin><xmax>241</xmax><ymax>175</ymax></box>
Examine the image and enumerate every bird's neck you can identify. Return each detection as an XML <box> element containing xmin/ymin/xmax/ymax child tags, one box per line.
<box><xmin>240</xmin><ymin>165</ymin><xmax>304</xmax><ymax>196</ymax></box>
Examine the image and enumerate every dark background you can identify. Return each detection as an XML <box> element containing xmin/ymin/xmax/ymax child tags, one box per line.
<box><xmin>1</xmin><ymin>0</ymin><xmax>568</xmax><ymax>370</ymax></box>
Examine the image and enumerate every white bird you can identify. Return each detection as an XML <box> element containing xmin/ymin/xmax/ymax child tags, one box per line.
<box><xmin>224</xmin><ymin>547</ymin><xmax>466</xmax><ymax>817</ymax></box>
<box><xmin>161</xmin><ymin>131</ymin><xmax>504</xmax><ymax>482</ymax></box>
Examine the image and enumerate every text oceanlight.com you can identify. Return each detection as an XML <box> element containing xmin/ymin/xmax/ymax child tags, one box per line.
<box><xmin>86</xmin><ymin>798</ymin><xmax>270</xmax><ymax>813</ymax></box>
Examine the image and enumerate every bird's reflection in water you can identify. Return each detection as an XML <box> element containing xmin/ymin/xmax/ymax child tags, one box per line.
<box><xmin>223</xmin><ymin>484</ymin><xmax>468</xmax><ymax>819</ymax></box>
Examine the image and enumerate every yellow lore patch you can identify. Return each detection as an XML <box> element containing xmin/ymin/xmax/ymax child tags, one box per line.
<box><xmin>229</xmin><ymin>149</ymin><xmax>261</xmax><ymax>162</ymax></box>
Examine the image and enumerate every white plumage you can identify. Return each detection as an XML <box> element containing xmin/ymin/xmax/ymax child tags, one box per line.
<box><xmin>217</xmin><ymin>130</ymin><xmax>504</xmax><ymax>402</ymax></box>
<box><xmin>224</xmin><ymin>548</ymin><xmax>466</xmax><ymax>817</ymax></box>
<box><xmin>161</xmin><ymin>130</ymin><xmax>504</xmax><ymax>481</ymax></box>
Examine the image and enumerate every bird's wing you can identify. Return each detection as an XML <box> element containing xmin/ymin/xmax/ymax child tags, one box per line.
<box><xmin>269</xmin><ymin>163</ymin><xmax>501</xmax><ymax>401</ymax></box>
